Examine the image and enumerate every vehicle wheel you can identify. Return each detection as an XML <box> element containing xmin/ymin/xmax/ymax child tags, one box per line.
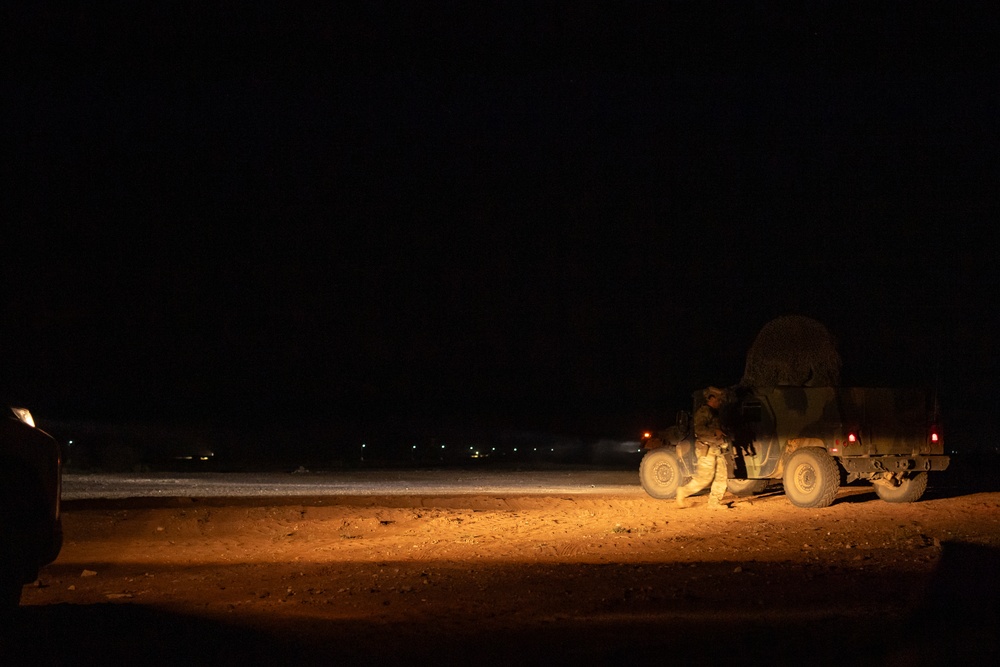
<box><xmin>726</xmin><ymin>478</ymin><xmax>768</xmax><ymax>497</ymax></box>
<box><xmin>639</xmin><ymin>448</ymin><xmax>687</xmax><ymax>499</ymax></box>
<box><xmin>782</xmin><ymin>448</ymin><xmax>840</xmax><ymax>508</ymax></box>
<box><xmin>0</xmin><ymin>572</ymin><xmax>22</xmax><ymax>616</ymax></box>
<box><xmin>874</xmin><ymin>472</ymin><xmax>928</xmax><ymax>503</ymax></box>
<box><xmin>0</xmin><ymin>515</ymin><xmax>26</xmax><ymax>614</ymax></box>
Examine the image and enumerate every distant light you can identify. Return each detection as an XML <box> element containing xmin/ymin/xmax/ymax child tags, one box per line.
<box><xmin>643</xmin><ymin>432</ymin><xmax>651</xmax><ymax>439</ymax></box>
<box><xmin>930</xmin><ymin>432</ymin><xmax>939</xmax><ymax>442</ymax></box>
<box><xmin>412</xmin><ymin>445</ymin><xmax>417</xmax><ymax>449</ymax></box>
<box><xmin>441</xmin><ymin>445</ymin><xmax>446</xmax><ymax>449</ymax></box>
<box><xmin>847</xmin><ymin>433</ymin><xmax>857</xmax><ymax>443</ymax></box>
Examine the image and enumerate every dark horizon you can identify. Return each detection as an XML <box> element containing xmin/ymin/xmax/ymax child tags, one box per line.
<box><xmin>3</xmin><ymin>4</ymin><xmax>997</xmax><ymax>453</ymax></box>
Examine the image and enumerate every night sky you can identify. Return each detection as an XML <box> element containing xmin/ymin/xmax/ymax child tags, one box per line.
<box><xmin>3</xmin><ymin>4</ymin><xmax>998</xmax><ymax>449</ymax></box>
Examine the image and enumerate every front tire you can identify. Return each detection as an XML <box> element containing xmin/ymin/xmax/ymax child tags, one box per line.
<box><xmin>874</xmin><ymin>472</ymin><xmax>928</xmax><ymax>503</ymax></box>
<box><xmin>639</xmin><ymin>448</ymin><xmax>686</xmax><ymax>499</ymax></box>
<box><xmin>783</xmin><ymin>448</ymin><xmax>840</xmax><ymax>508</ymax></box>
<box><xmin>727</xmin><ymin>478</ymin><xmax>768</xmax><ymax>497</ymax></box>
<box><xmin>0</xmin><ymin>514</ymin><xmax>27</xmax><ymax>615</ymax></box>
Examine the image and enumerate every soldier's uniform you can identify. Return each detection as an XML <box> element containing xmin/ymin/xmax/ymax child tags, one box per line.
<box><xmin>676</xmin><ymin>387</ymin><xmax>731</xmax><ymax>509</ymax></box>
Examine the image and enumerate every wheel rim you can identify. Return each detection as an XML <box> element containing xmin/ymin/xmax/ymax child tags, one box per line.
<box><xmin>655</xmin><ymin>462</ymin><xmax>675</xmax><ymax>485</ymax></box>
<box><xmin>794</xmin><ymin>463</ymin><xmax>816</xmax><ymax>494</ymax></box>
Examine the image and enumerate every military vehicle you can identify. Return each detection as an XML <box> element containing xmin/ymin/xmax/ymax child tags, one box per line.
<box><xmin>639</xmin><ymin>386</ymin><xmax>948</xmax><ymax>508</ymax></box>
<box><xmin>0</xmin><ymin>406</ymin><xmax>63</xmax><ymax>611</ymax></box>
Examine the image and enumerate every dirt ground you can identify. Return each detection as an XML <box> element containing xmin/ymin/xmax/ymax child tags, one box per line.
<box><xmin>4</xmin><ymin>475</ymin><xmax>1000</xmax><ymax>666</ymax></box>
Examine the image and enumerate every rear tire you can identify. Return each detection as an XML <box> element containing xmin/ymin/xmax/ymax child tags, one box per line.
<box><xmin>0</xmin><ymin>574</ymin><xmax>22</xmax><ymax>616</ymax></box>
<box><xmin>639</xmin><ymin>448</ymin><xmax>686</xmax><ymax>499</ymax></box>
<box><xmin>726</xmin><ymin>478</ymin><xmax>768</xmax><ymax>497</ymax></box>
<box><xmin>783</xmin><ymin>448</ymin><xmax>840</xmax><ymax>508</ymax></box>
<box><xmin>874</xmin><ymin>472</ymin><xmax>928</xmax><ymax>503</ymax></box>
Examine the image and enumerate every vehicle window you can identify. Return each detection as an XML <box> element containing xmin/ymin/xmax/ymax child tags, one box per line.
<box><xmin>742</xmin><ymin>401</ymin><xmax>763</xmax><ymax>423</ymax></box>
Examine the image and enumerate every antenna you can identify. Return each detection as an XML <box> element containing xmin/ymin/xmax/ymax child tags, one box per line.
<box><xmin>932</xmin><ymin>352</ymin><xmax>941</xmax><ymax>424</ymax></box>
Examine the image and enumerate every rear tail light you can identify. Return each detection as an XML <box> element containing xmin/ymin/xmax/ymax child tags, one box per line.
<box><xmin>847</xmin><ymin>432</ymin><xmax>857</xmax><ymax>443</ymax></box>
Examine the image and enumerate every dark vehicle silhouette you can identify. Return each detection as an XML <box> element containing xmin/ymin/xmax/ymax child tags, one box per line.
<box><xmin>0</xmin><ymin>407</ymin><xmax>62</xmax><ymax>611</ymax></box>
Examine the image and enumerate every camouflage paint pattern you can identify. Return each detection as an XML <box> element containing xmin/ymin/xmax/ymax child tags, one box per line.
<box><xmin>676</xmin><ymin>451</ymin><xmax>728</xmax><ymax>503</ymax></box>
<box><xmin>677</xmin><ymin>402</ymin><xmax>730</xmax><ymax>503</ymax></box>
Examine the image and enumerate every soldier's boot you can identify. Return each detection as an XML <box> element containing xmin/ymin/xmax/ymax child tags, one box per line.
<box><xmin>675</xmin><ymin>488</ymin><xmax>689</xmax><ymax>509</ymax></box>
<box><xmin>706</xmin><ymin>499</ymin><xmax>731</xmax><ymax>510</ymax></box>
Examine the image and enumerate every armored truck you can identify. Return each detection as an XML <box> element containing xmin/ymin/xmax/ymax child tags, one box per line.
<box><xmin>639</xmin><ymin>386</ymin><xmax>948</xmax><ymax>508</ymax></box>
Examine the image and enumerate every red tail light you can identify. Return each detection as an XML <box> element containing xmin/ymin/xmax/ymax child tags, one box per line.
<box><xmin>847</xmin><ymin>433</ymin><xmax>857</xmax><ymax>443</ymax></box>
<box><xmin>930</xmin><ymin>428</ymin><xmax>939</xmax><ymax>443</ymax></box>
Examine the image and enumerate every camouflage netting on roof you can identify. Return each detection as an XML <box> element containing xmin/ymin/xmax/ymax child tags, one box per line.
<box><xmin>741</xmin><ymin>315</ymin><xmax>841</xmax><ymax>387</ymax></box>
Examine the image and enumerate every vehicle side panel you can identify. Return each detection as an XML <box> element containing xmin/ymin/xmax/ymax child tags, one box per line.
<box><xmin>837</xmin><ymin>387</ymin><xmax>934</xmax><ymax>456</ymax></box>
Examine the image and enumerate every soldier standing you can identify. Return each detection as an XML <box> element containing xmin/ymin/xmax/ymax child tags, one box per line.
<box><xmin>676</xmin><ymin>386</ymin><xmax>732</xmax><ymax>510</ymax></box>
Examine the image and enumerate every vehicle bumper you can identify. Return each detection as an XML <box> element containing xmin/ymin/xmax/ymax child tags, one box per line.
<box><xmin>839</xmin><ymin>455</ymin><xmax>951</xmax><ymax>474</ymax></box>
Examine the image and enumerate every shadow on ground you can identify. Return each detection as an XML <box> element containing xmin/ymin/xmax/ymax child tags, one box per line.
<box><xmin>4</xmin><ymin>543</ymin><xmax>997</xmax><ymax>667</ymax></box>
<box><xmin>0</xmin><ymin>600</ymin><xmax>888</xmax><ymax>667</ymax></box>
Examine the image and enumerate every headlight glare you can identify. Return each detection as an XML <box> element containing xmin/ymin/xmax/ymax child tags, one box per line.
<box><xmin>11</xmin><ymin>407</ymin><xmax>36</xmax><ymax>428</ymax></box>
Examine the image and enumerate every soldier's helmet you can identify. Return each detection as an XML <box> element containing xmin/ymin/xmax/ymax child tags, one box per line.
<box><xmin>704</xmin><ymin>386</ymin><xmax>725</xmax><ymax>401</ymax></box>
